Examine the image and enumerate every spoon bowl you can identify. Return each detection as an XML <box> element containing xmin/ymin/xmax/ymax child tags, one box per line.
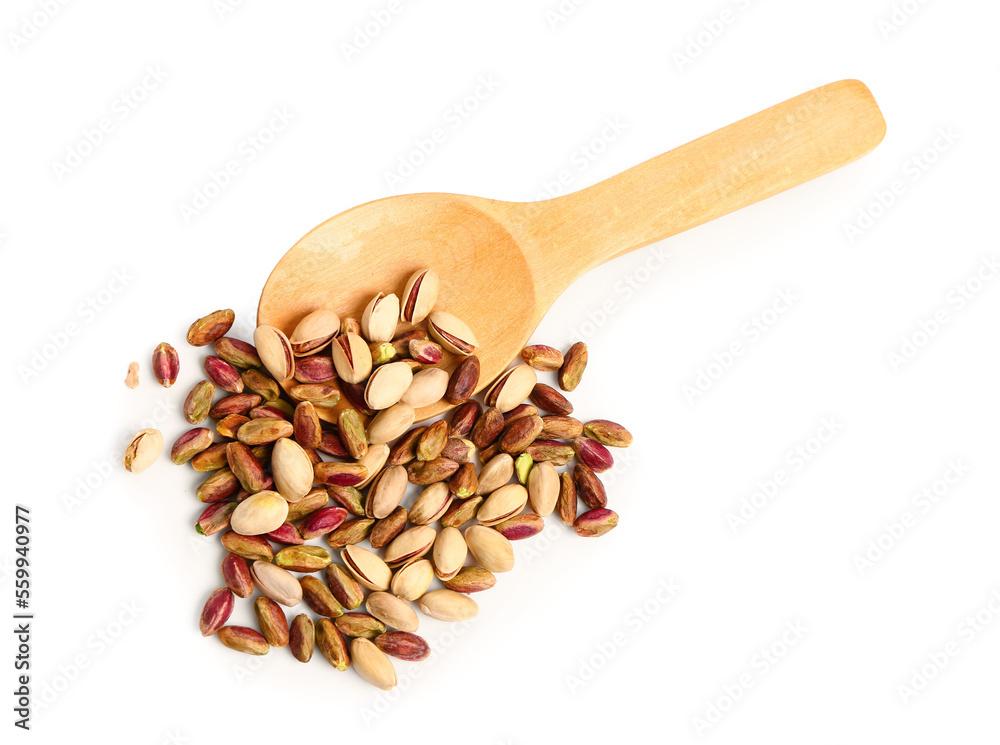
<box><xmin>259</xmin><ymin>79</ymin><xmax>887</xmax><ymax>422</ymax></box>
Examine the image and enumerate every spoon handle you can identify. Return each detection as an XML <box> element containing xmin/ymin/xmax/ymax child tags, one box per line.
<box><xmin>509</xmin><ymin>79</ymin><xmax>885</xmax><ymax>285</ymax></box>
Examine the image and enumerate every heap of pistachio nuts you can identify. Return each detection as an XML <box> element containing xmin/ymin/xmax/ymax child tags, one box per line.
<box><xmin>123</xmin><ymin>269</ymin><xmax>632</xmax><ymax>690</ymax></box>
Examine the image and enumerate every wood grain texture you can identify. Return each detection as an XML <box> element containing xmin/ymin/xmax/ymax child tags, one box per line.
<box><xmin>259</xmin><ymin>79</ymin><xmax>886</xmax><ymax>422</ymax></box>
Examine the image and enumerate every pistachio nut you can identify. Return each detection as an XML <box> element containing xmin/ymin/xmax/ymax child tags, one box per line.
<box><xmin>326</xmin><ymin>485</ymin><xmax>365</xmax><ymax>517</ymax></box>
<box><xmin>196</xmin><ymin>502</ymin><xmax>237</xmax><ymax>537</ymax></box>
<box><xmin>300</xmin><ymin>575</ymin><xmax>345</xmax><ymax>618</ymax></box>
<box><xmin>231</xmin><ymin>490</ymin><xmax>289</xmax><ymax>535</ymax></box>
<box><xmin>369</xmin><ymin>507</ymin><xmax>408</xmax><ymax>549</ymax></box>
<box><xmin>248</xmin><ymin>402</ymin><xmax>289</xmax><ymax>420</ymax></box>
<box><xmin>557</xmin><ymin>471</ymin><xmax>578</xmax><ymax>526</ymax></box>
<box><xmin>289</xmin><ymin>383</ymin><xmax>341</xmax><ymax>408</ymax></box>
<box><xmin>445</xmin><ymin>355</ymin><xmax>480</xmax><ymax>405</ymax></box>
<box><xmin>529</xmin><ymin>383</ymin><xmax>573</xmax><ymax>415</ymax></box>
<box><xmin>327</xmin><ymin>517</ymin><xmax>375</xmax><ymax>550</ymax></box>
<box><xmin>276</xmin><ymin>545</ymin><xmax>332</xmax><ymax>573</ymax></box>
<box><xmin>352</xmin><ymin>637</ymin><xmax>397</xmax><ymax>690</ymax></box>
<box><xmin>515</xmin><ymin>453</ymin><xmax>533</xmax><ymax>485</ymax></box>
<box><xmin>476</xmin><ymin>453</ymin><xmax>514</xmax><ymax>495</ymax></box>
<box><xmin>286</xmin><ymin>487</ymin><xmax>330</xmax><ymax>521</ymax></box>
<box><xmin>464</xmin><ymin>524</ymin><xmax>515</xmax><ymax>573</ymax></box>
<box><xmin>408</xmin><ymin>482</ymin><xmax>453</xmax><ymax>525</ymax></box>
<box><xmin>216</xmin><ymin>413</ymin><xmax>249</xmax><ymax>440</ymax></box>
<box><xmin>214</xmin><ymin>337</ymin><xmax>262</xmax><ymax>369</ymax></box>
<box><xmin>428</xmin><ymin>311</ymin><xmax>478</xmax><ymax>356</ymax></box>
<box><xmin>440</xmin><ymin>494</ymin><xmax>481</xmax><ymax>528</ymax></box>
<box><xmin>315</xmin><ymin>618</ymin><xmax>350</xmax><ymax>670</ymax></box>
<box><xmin>188</xmin><ymin>309</ymin><xmax>235</xmax><ymax>347</ymax></box>
<box><xmin>302</xmin><ymin>507</ymin><xmax>349</xmax><ymax>542</ymax></box>
<box><xmin>217</xmin><ymin>626</ymin><xmax>269</xmax><ymax>656</ymax></box>
<box><xmin>583</xmin><ymin>419</ymin><xmax>634</xmax><ymax>448</ymax></box>
<box><xmin>525</xmin><ymin>439</ymin><xmax>575</xmax><ymax>466</ymax></box>
<box><xmin>406</xmin><ymin>457</ymin><xmax>460</xmax><ymax>486</ymax></box>
<box><xmin>375</xmin><ymin>631</ymin><xmax>431</xmax><ymax>662</ymax></box>
<box><xmin>418</xmin><ymin>589</ymin><xmax>479</xmax><ymax>622</ymax></box>
<box><xmin>574</xmin><ymin>507</ymin><xmax>619</xmax><ymax>537</ymax></box>
<box><xmin>383</xmin><ymin>525</ymin><xmax>437</xmax><ymax>566</ymax></box>
<box><xmin>449</xmin><ymin>402</ymin><xmax>481</xmax><ymax>439</ymax></box>
<box><xmin>314</xmin><ymin>462</ymin><xmax>368</xmax><ymax>488</ymax></box>
<box><xmin>254</xmin><ymin>596</ymin><xmax>290</xmax><ymax>647</ymax></box>
<box><xmin>477</xmin><ymin>483</ymin><xmax>528</xmax><ymax>526</ymax></box>
<box><xmin>183</xmin><ymin>380</ymin><xmax>216</xmax><ymax>424</ymax></box>
<box><xmin>495</xmin><ymin>512</ymin><xmax>544</xmax><ymax>541</ymax></box>
<box><xmin>226</xmin><ymin>442</ymin><xmax>267</xmax><ymax>493</ymax></box>
<box><xmin>221</xmin><ymin>531</ymin><xmax>274</xmax><ymax>562</ymax></box>
<box><xmin>210</xmin><ymin>393</ymin><xmax>263</xmax><ymax>419</ymax></box>
<box><xmin>196</xmin><ymin>468</ymin><xmax>240</xmax><ymax>503</ymax></box>
<box><xmin>267</xmin><ymin>521</ymin><xmax>304</xmax><ymax>545</ymax></box>
<box><xmin>289</xmin><ymin>614</ymin><xmax>315</xmax><ymax>662</ymax></box>
<box><xmin>152</xmin><ymin>342</ymin><xmax>180</xmax><ymax>388</ymax></box>
<box><xmin>366</xmin><ymin>591</ymin><xmax>419</xmax><ymax>633</ymax></box>
<box><xmin>443</xmin><ymin>566</ymin><xmax>496</xmax><ymax>594</ymax></box>
<box><xmin>171</xmin><ymin>427</ymin><xmax>214</xmax><ymax>465</ymax></box>
<box><xmin>325</xmin><ymin>564</ymin><xmax>366</xmax><ymax>610</ymax></box>
<box><xmin>409</xmin><ymin>339</ymin><xmax>443</xmax><ymax>364</ymax></box>
<box><xmin>558</xmin><ymin>341</ymin><xmax>588</xmax><ymax>391</ymax></box>
<box><xmin>251</xmin><ymin>560</ymin><xmax>303</xmax><ymax>607</ymax></box>
<box><xmin>292</xmin><ymin>401</ymin><xmax>322</xmax><ymax>449</ymax></box>
<box><xmin>572</xmin><ymin>436</ymin><xmax>614</xmax><ymax>473</ymax></box>
<box><xmin>236</xmin><ymin>417</ymin><xmax>294</xmax><ymax>446</ymax></box>
<box><xmin>332</xmin><ymin>331</ymin><xmax>372</xmax><ymax>385</ymax></box>
<box><xmin>368</xmin><ymin>402</ymin><xmax>417</xmax><ymax>445</ymax></box>
<box><xmin>364</xmin><ymin>361</ymin><xmax>413</xmax><ymax>410</ymax></box>
<box><xmin>204</xmin><ymin>355</ymin><xmax>244</xmax><ymax>394</ymax></box>
<box><xmin>341</xmin><ymin>316</ymin><xmax>361</xmax><ymax>336</ymax></box>
<box><xmin>500</xmin><ymin>414</ymin><xmax>543</xmax><ymax>454</ymax></box>
<box><xmin>341</xmin><ymin>380</ymin><xmax>376</xmax><ymax>415</ymax></box>
<box><xmin>391</xmin><ymin>329</ymin><xmax>428</xmax><ymax>356</ymax></box>
<box><xmin>400</xmin><ymin>268</ymin><xmax>439</xmax><ymax>323</ymax></box>
<box><xmin>527</xmin><ymin>460</ymin><xmax>559</xmax><ymax>517</ymax></box>
<box><xmin>441</xmin><ymin>437</ymin><xmax>475</xmax><ymax>464</ymax></box>
<box><xmin>317</xmin><ymin>430</ymin><xmax>349</xmax><ymax>458</ymax></box>
<box><xmin>293</xmin><ymin>354</ymin><xmax>337</xmax><ymax>384</ymax></box>
<box><xmin>370</xmin><ymin>341</ymin><xmax>398</xmax><ymax>367</ymax></box>
<box><xmin>335</xmin><ymin>613</ymin><xmax>386</xmax><ymax>640</ymax></box>
<box><xmin>416</xmin><ymin>420</ymin><xmax>449</xmax><ymax>461</ymax></box>
<box><xmin>470</xmin><ymin>406</ymin><xmax>504</xmax><ymax>450</ymax></box>
<box><xmin>361</xmin><ymin>292</ymin><xmax>400</xmax><ymax>343</ymax></box>
<box><xmin>521</xmin><ymin>344</ymin><xmax>564</xmax><ymax>371</ymax></box>
<box><xmin>253</xmin><ymin>325</ymin><xmax>296</xmax><ymax>380</ymax></box>
<box><xmin>123</xmin><ymin>428</ymin><xmax>163</xmax><ymax>474</ymax></box>
<box><xmin>390</xmin><ymin>559</ymin><xmax>435</xmax><ymax>602</ymax></box>
<box><xmin>222</xmin><ymin>552</ymin><xmax>254</xmax><ymax>597</ymax></box>
<box><xmin>241</xmin><ymin>368</ymin><xmax>281</xmax><ymax>402</ymax></box>
<box><xmin>449</xmin><ymin>462</ymin><xmax>478</xmax><ymax>499</ymax></box>
<box><xmin>200</xmin><ymin>587</ymin><xmax>235</xmax><ymax>637</ymax></box>
<box><xmin>366</xmin><ymin>464</ymin><xmax>408</xmax><ymax>519</ymax></box>
<box><xmin>539</xmin><ymin>415</ymin><xmax>584</xmax><ymax>440</ymax></box>
<box><xmin>503</xmin><ymin>403</ymin><xmax>538</xmax><ymax>427</ymax></box>
<box><xmin>341</xmin><ymin>545</ymin><xmax>392</xmax><ymax>591</ymax></box>
<box><xmin>336</xmin><ymin>409</ymin><xmax>367</xmax><ymax>459</ymax></box>
<box><xmin>400</xmin><ymin>367</ymin><xmax>449</xmax><ymax>409</ymax></box>
<box><xmin>388</xmin><ymin>425</ymin><xmax>426</xmax><ymax>465</ymax></box>
<box><xmin>485</xmin><ymin>365</ymin><xmax>537</xmax><ymax>413</ymax></box>
<box><xmin>289</xmin><ymin>309</ymin><xmax>341</xmax><ymax>356</ymax></box>
<box><xmin>355</xmin><ymin>444</ymin><xmax>390</xmax><ymax>488</ymax></box>
<box><xmin>125</xmin><ymin>361</ymin><xmax>139</xmax><ymax>389</ymax></box>
<box><xmin>432</xmin><ymin>526</ymin><xmax>467</xmax><ymax>581</ymax></box>
<box><xmin>573</xmin><ymin>463</ymin><xmax>608</xmax><ymax>509</ymax></box>
<box><xmin>480</xmin><ymin>442</ymin><xmax>501</xmax><ymax>463</ymax></box>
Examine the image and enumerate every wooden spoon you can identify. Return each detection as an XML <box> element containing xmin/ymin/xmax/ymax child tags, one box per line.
<box><xmin>259</xmin><ymin>79</ymin><xmax>886</xmax><ymax>422</ymax></box>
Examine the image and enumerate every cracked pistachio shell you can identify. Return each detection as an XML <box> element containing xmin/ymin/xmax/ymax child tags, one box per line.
<box><xmin>356</xmin><ymin>444</ymin><xmax>390</xmax><ymax>488</ymax></box>
<box><xmin>289</xmin><ymin>309</ymin><xmax>340</xmax><ymax>356</ymax></box>
<box><xmin>477</xmin><ymin>483</ymin><xmax>528</xmax><ymax>527</ymax></box>
<box><xmin>427</xmin><ymin>311</ymin><xmax>478</xmax><ymax>356</ymax></box>
<box><xmin>390</xmin><ymin>559</ymin><xmax>435</xmax><ymax>602</ymax></box>
<box><xmin>123</xmin><ymin>429</ymin><xmax>163</xmax><ymax>474</ymax></box>
<box><xmin>364</xmin><ymin>362</ymin><xmax>413</xmax><ymax>411</ymax></box>
<box><xmin>400</xmin><ymin>269</ymin><xmax>439</xmax><ymax>323</ymax></box>
<box><xmin>361</xmin><ymin>293</ymin><xmax>400</xmax><ymax>343</ymax></box>
<box><xmin>341</xmin><ymin>545</ymin><xmax>392</xmax><ymax>591</ymax></box>
<box><xmin>253</xmin><ymin>325</ymin><xmax>295</xmax><ymax>380</ymax></box>
<box><xmin>485</xmin><ymin>365</ymin><xmax>538</xmax><ymax>413</ymax></box>
<box><xmin>408</xmin><ymin>482</ymin><xmax>453</xmax><ymax>525</ymax></box>
<box><xmin>367</xmin><ymin>465</ymin><xmax>409</xmax><ymax>519</ymax></box>
<box><xmin>331</xmin><ymin>331</ymin><xmax>372</xmax><ymax>385</ymax></box>
<box><xmin>382</xmin><ymin>525</ymin><xmax>437</xmax><ymax>566</ymax></box>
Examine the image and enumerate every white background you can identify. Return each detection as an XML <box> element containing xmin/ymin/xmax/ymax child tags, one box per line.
<box><xmin>3</xmin><ymin>0</ymin><xmax>999</xmax><ymax>742</ymax></box>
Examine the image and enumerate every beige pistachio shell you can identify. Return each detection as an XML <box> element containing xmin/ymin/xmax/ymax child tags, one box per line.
<box><xmin>365</xmin><ymin>591</ymin><xmax>419</xmax><ymax>633</ymax></box>
<box><xmin>231</xmin><ymin>491</ymin><xmax>290</xmax><ymax>536</ymax></box>
<box><xmin>400</xmin><ymin>367</ymin><xmax>449</xmax><ymax>408</ymax></box>
<box><xmin>390</xmin><ymin>559</ymin><xmax>435</xmax><ymax>601</ymax></box>
<box><xmin>418</xmin><ymin>589</ymin><xmax>479</xmax><ymax>622</ymax></box>
<box><xmin>527</xmin><ymin>460</ymin><xmax>559</xmax><ymax>517</ymax></box>
<box><xmin>477</xmin><ymin>483</ymin><xmax>528</xmax><ymax>526</ymax></box>
<box><xmin>464</xmin><ymin>525</ymin><xmax>515</xmax><ymax>573</ymax></box>
<box><xmin>253</xmin><ymin>325</ymin><xmax>295</xmax><ymax>380</ymax></box>
<box><xmin>408</xmin><ymin>482</ymin><xmax>453</xmax><ymax>525</ymax></box>
<box><xmin>361</xmin><ymin>293</ymin><xmax>400</xmax><ymax>343</ymax></box>
<box><xmin>476</xmin><ymin>453</ymin><xmax>515</xmax><ymax>495</ymax></box>
<box><xmin>123</xmin><ymin>429</ymin><xmax>163</xmax><ymax>474</ymax></box>
<box><xmin>356</xmin><ymin>444</ymin><xmax>390</xmax><ymax>488</ymax></box>
<box><xmin>367</xmin><ymin>403</ymin><xmax>416</xmax><ymax>445</ymax></box>
<box><xmin>427</xmin><ymin>311</ymin><xmax>478</xmax><ymax>356</ymax></box>
<box><xmin>364</xmin><ymin>362</ymin><xmax>413</xmax><ymax>410</ymax></box>
<box><xmin>331</xmin><ymin>332</ymin><xmax>372</xmax><ymax>385</ymax></box>
<box><xmin>432</xmin><ymin>526</ymin><xmax>468</xmax><ymax>581</ymax></box>
<box><xmin>251</xmin><ymin>560</ymin><xmax>303</xmax><ymax>607</ymax></box>
<box><xmin>271</xmin><ymin>438</ymin><xmax>314</xmax><ymax>502</ymax></box>
<box><xmin>383</xmin><ymin>526</ymin><xmax>437</xmax><ymax>566</ymax></box>
<box><xmin>486</xmin><ymin>365</ymin><xmax>538</xmax><ymax>413</ymax></box>
<box><xmin>341</xmin><ymin>545</ymin><xmax>392</xmax><ymax>591</ymax></box>
<box><xmin>400</xmin><ymin>269</ymin><xmax>439</xmax><ymax>323</ymax></box>
<box><xmin>289</xmin><ymin>309</ymin><xmax>341</xmax><ymax>356</ymax></box>
<box><xmin>351</xmin><ymin>637</ymin><xmax>397</xmax><ymax>691</ymax></box>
